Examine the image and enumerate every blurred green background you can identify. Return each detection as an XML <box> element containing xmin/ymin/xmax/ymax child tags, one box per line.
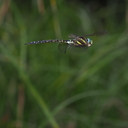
<box><xmin>0</xmin><ymin>0</ymin><xmax>128</xmax><ymax>128</ymax></box>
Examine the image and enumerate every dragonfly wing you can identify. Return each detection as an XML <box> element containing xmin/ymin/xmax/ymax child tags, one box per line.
<box><xmin>58</xmin><ymin>43</ymin><xmax>69</xmax><ymax>53</ymax></box>
<box><xmin>58</xmin><ymin>43</ymin><xmax>88</xmax><ymax>53</ymax></box>
<box><xmin>68</xmin><ymin>45</ymin><xmax>88</xmax><ymax>53</ymax></box>
<box><xmin>94</xmin><ymin>30</ymin><xmax>108</xmax><ymax>35</ymax></box>
<box><xmin>68</xmin><ymin>34</ymin><xmax>79</xmax><ymax>38</ymax></box>
<box><xmin>84</xmin><ymin>30</ymin><xmax>108</xmax><ymax>36</ymax></box>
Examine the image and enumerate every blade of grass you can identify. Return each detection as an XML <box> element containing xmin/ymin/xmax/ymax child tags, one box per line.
<box><xmin>42</xmin><ymin>90</ymin><xmax>109</xmax><ymax>127</ymax></box>
<box><xmin>0</xmin><ymin>44</ymin><xmax>60</xmax><ymax>128</ymax></box>
<box><xmin>53</xmin><ymin>90</ymin><xmax>108</xmax><ymax>115</ymax></box>
<box><xmin>50</xmin><ymin>0</ymin><xmax>62</xmax><ymax>38</ymax></box>
<box><xmin>75</xmin><ymin>33</ymin><xmax>128</xmax><ymax>85</ymax></box>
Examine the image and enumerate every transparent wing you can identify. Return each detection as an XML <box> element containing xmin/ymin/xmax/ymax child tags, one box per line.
<box><xmin>58</xmin><ymin>43</ymin><xmax>69</xmax><ymax>53</ymax></box>
<box><xmin>83</xmin><ymin>30</ymin><xmax>108</xmax><ymax>36</ymax></box>
<box><xmin>69</xmin><ymin>34</ymin><xmax>79</xmax><ymax>38</ymax></box>
<box><xmin>68</xmin><ymin>45</ymin><xmax>88</xmax><ymax>53</ymax></box>
<box><xmin>69</xmin><ymin>30</ymin><xmax>108</xmax><ymax>38</ymax></box>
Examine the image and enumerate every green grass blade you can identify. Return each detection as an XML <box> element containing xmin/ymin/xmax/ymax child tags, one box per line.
<box><xmin>0</xmin><ymin>44</ymin><xmax>60</xmax><ymax>128</ymax></box>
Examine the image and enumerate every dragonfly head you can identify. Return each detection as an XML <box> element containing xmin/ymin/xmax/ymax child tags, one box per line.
<box><xmin>86</xmin><ymin>38</ymin><xmax>93</xmax><ymax>47</ymax></box>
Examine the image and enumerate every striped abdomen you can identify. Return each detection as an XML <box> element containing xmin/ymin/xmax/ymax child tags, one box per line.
<box><xmin>25</xmin><ymin>39</ymin><xmax>69</xmax><ymax>45</ymax></box>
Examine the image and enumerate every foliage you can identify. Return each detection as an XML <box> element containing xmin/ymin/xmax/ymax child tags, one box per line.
<box><xmin>0</xmin><ymin>0</ymin><xmax>128</xmax><ymax>128</ymax></box>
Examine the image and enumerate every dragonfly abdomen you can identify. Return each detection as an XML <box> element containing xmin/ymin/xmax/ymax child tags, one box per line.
<box><xmin>25</xmin><ymin>39</ymin><xmax>69</xmax><ymax>45</ymax></box>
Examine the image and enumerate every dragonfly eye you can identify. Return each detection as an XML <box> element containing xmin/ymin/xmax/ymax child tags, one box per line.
<box><xmin>87</xmin><ymin>38</ymin><xmax>93</xmax><ymax>47</ymax></box>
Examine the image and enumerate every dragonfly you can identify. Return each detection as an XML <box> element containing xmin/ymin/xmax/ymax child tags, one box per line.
<box><xmin>25</xmin><ymin>31</ymin><xmax>107</xmax><ymax>53</ymax></box>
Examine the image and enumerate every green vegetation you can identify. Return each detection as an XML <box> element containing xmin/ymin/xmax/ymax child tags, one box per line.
<box><xmin>0</xmin><ymin>0</ymin><xmax>128</xmax><ymax>128</ymax></box>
